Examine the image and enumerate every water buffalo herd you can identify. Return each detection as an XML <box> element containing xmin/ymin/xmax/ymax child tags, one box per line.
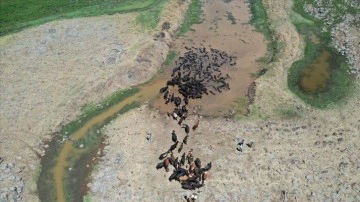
<box><xmin>155</xmin><ymin>47</ymin><xmax>236</xmax><ymax>191</ymax></box>
<box><xmin>156</xmin><ymin>136</ymin><xmax>212</xmax><ymax>190</ymax></box>
<box><xmin>160</xmin><ymin>46</ymin><xmax>235</xmax><ymax>102</ymax></box>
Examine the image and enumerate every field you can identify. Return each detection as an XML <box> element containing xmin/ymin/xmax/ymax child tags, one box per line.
<box><xmin>0</xmin><ymin>0</ymin><xmax>163</xmax><ymax>36</ymax></box>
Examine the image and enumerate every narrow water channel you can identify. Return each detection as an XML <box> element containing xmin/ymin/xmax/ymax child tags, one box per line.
<box><xmin>37</xmin><ymin>0</ymin><xmax>267</xmax><ymax>201</ymax></box>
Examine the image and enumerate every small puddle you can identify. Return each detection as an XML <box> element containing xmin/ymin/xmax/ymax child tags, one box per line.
<box><xmin>300</xmin><ymin>50</ymin><xmax>331</xmax><ymax>94</ymax></box>
<box><xmin>37</xmin><ymin>0</ymin><xmax>267</xmax><ymax>201</ymax></box>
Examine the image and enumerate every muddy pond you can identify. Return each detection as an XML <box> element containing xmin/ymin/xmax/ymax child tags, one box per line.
<box><xmin>37</xmin><ymin>0</ymin><xmax>266</xmax><ymax>201</ymax></box>
<box><xmin>300</xmin><ymin>50</ymin><xmax>331</xmax><ymax>94</ymax></box>
<box><xmin>290</xmin><ymin>26</ymin><xmax>352</xmax><ymax>106</ymax></box>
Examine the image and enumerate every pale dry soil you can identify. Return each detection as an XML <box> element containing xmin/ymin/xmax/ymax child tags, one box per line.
<box><xmin>89</xmin><ymin>0</ymin><xmax>360</xmax><ymax>201</ymax></box>
<box><xmin>0</xmin><ymin>0</ymin><xmax>191</xmax><ymax>201</ymax></box>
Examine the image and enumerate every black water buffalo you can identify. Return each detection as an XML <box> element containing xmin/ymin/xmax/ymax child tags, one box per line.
<box><xmin>158</xmin><ymin>151</ymin><xmax>168</xmax><ymax>160</ymax></box>
<box><xmin>178</xmin><ymin>142</ymin><xmax>184</xmax><ymax>153</ymax></box>
<box><xmin>194</xmin><ymin>158</ymin><xmax>201</xmax><ymax>168</ymax></box>
<box><xmin>183</xmin><ymin>135</ymin><xmax>189</xmax><ymax>145</ymax></box>
<box><xmin>174</xmin><ymin>97</ymin><xmax>181</xmax><ymax>107</ymax></box>
<box><xmin>182</xmin><ymin>124</ymin><xmax>190</xmax><ymax>135</ymax></box>
<box><xmin>168</xmin><ymin>141</ymin><xmax>178</xmax><ymax>152</ymax></box>
<box><xmin>171</xmin><ymin>130</ymin><xmax>177</xmax><ymax>143</ymax></box>
<box><xmin>156</xmin><ymin>162</ymin><xmax>164</xmax><ymax>169</ymax></box>
<box><xmin>159</xmin><ymin>86</ymin><xmax>168</xmax><ymax>93</ymax></box>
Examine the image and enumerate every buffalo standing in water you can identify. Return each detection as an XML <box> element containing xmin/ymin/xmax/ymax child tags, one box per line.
<box><xmin>159</xmin><ymin>86</ymin><xmax>168</xmax><ymax>93</ymax></box>
<box><xmin>174</xmin><ymin>97</ymin><xmax>181</xmax><ymax>107</ymax></box>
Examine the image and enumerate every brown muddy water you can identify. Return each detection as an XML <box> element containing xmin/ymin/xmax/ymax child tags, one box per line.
<box><xmin>153</xmin><ymin>0</ymin><xmax>266</xmax><ymax>116</ymax></box>
<box><xmin>38</xmin><ymin>0</ymin><xmax>266</xmax><ymax>201</ymax></box>
<box><xmin>301</xmin><ymin>51</ymin><xmax>331</xmax><ymax>94</ymax></box>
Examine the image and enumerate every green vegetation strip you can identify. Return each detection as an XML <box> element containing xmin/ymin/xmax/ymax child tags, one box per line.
<box><xmin>0</xmin><ymin>0</ymin><xmax>164</xmax><ymax>36</ymax></box>
<box><xmin>287</xmin><ymin>0</ymin><xmax>353</xmax><ymax>108</ymax></box>
<box><xmin>37</xmin><ymin>88</ymin><xmax>139</xmax><ymax>201</ymax></box>
<box><xmin>176</xmin><ymin>0</ymin><xmax>202</xmax><ymax>36</ymax></box>
<box><xmin>249</xmin><ymin>0</ymin><xmax>280</xmax><ymax>66</ymax></box>
<box><xmin>60</xmin><ymin>88</ymin><xmax>139</xmax><ymax>138</ymax></box>
<box><xmin>136</xmin><ymin>0</ymin><xmax>169</xmax><ymax>29</ymax></box>
<box><xmin>164</xmin><ymin>51</ymin><xmax>176</xmax><ymax>66</ymax></box>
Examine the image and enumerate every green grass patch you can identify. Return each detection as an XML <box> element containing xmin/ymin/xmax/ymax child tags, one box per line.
<box><xmin>248</xmin><ymin>0</ymin><xmax>280</xmax><ymax>64</ymax></box>
<box><xmin>84</xmin><ymin>193</ymin><xmax>93</xmax><ymax>202</ymax></box>
<box><xmin>289</xmin><ymin>11</ymin><xmax>314</xmax><ymax>25</ymax></box>
<box><xmin>136</xmin><ymin>0</ymin><xmax>169</xmax><ymax>29</ymax></box>
<box><xmin>234</xmin><ymin>97</ymin><xmax>249</xmax><ymax>115</ymax></box>
<box><xmin>287</xmin><ymin>0</ymin><xmax>354</xmax><ymax>108</ymax></box>
<box><xmin>246</xmin><ymin>106</ymin><xmax>270</xmax><ymax>121</ymax></box>
<box><xmin>164</xmin><ymin>51</ymin><xmax>176</xmax><ymax>66</ymax></box>
<box><xmin>176</xmin><ymin>0</ymin><xmax>202</xmax><ymax>36</ymax></box>
<box><xmin>0</xmin><ymin>0</ymin><xmax>163</xmax><ymax>36</ymax></box>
